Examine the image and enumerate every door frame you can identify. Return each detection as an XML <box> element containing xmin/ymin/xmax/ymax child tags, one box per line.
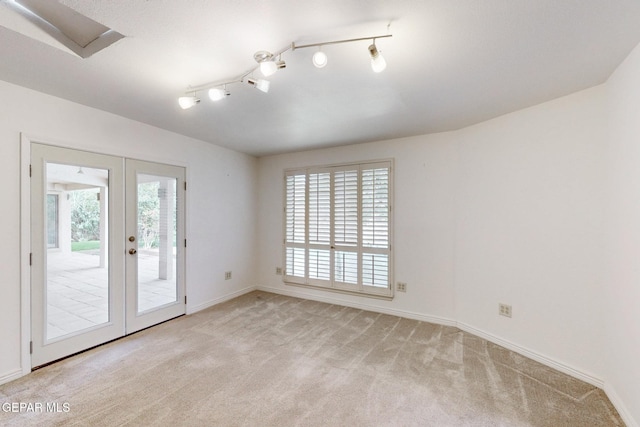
<box><xmin>20</xmin><ymin>133</ymin><xmax>188</xmax><ymax>374</ymax></box>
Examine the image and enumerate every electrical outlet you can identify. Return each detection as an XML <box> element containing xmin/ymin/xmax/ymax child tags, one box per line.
<box><xmin>499</xmin><ymin>303</ymin><xmax>512</xmax><ymax>318</ymax></box>
<box><xmin>225</xmin><ymin>271</ymin><xmax>232</xmax><ymax>280</ymax></box>
<box><xmin>275</xmin><ymin>267</ymin><xmax>283</xmax><ymax>275</ymax></box>
<box><xmin>397</xmin><ymin>282</ymin><xmax>407</xmax><ymax>292</ymax></box>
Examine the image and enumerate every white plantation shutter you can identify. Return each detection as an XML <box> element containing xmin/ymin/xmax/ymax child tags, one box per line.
<box><xmin>309</xmin><ymin>172</ymin><xmax>331</xmax><ymax>245</ymax></box>
<box><xmin>333</xmin><ymin>168</ymin><xmax>359</xmax><ymax>285</ymax></box>
<box><xmin>285</xmin><ymin>173</ymin><xmax>306</xmax><ymax>281</ymax></box>
<box><xmin>362</xmin><ymin>167</ymin><xmax>389</xmax><ymax>248</ymax></box>
<box><xmin>308</xmin><ymin>172</ymin><xmax>331</xmax><ymax>282</ymax></box>
<box><xmin>361</xmin><ymin>166</ymin><xmax>390</xmax><ymax>288</ymax></box>
<box><xmin>283</xmin><ymin>161</ymin><xmax>392</xmax><ymax>297</ymax></box>
<box><xmin>286</xmin><ymin>174</ymin><xmax>306</xmax><ymax>244</ymax></box>
<box><xmin>334</xmin><ymin>170</ymin><xmax>359</xmax><ymax>247</ymax></box>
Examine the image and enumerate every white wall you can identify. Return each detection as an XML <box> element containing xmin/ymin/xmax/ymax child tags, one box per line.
<box><xmin>257</xmin><ymin>133</ymin><xmax>459</xmax><ymax>323</ymax></box>
<box><xmin>257</xmin><ymin>85</ymin><xmax>607</xmax><ymax>384</ymax></box>
<box><xmin>454</xmin><ymin>87</ymin><xmax>606</xmax><ymax>379</ymax></box>
<box><xmin>603</xmin><ymin>41</ymin><xmax>640</xmax><ymax>425</ymax></box>
<box><xmin>0</xmin><ymin>80</ymin><xmax>258</xmax><ymax>383</ymax></box>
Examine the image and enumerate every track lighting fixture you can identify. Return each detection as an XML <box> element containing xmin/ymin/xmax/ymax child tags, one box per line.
<box><xmin>368</xmin><ymin>41</ymin><xmax>387</xmax><ymax>73</ymax></box>
<box><xmin>246</xmin><ymin>78</ymin><xmax>270</xmax><ymax>93</ymax></box>
<box><xmin>312</xmin><ymin>48</ymin><xmax>328</xmax><ymax>68</ymax></box>
<box><xmin>178</xmin><ymin>31</ymin><xmax>391</xmax><ymax>110</ymax></box>
<box><xmin>178</xmin><ymin>95</ymin><xmax>200</xmax><ymax>110</ymax></box>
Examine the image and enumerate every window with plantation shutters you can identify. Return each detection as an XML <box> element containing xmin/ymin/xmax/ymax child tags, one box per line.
<box><xmin>284</xmin><ymin>160</ymin><xmax>393</xmax><ymax>298</ymax></box>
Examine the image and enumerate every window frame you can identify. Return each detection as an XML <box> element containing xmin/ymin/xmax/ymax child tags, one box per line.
<box><xmin>283</xmin><ymin>159</ymin><xmax>394</xmax><ymax>299</ymax></box>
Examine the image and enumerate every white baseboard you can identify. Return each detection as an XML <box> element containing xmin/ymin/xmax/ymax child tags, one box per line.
<box><xmin>187</xmin><ymin>286</ymin><xmax>257</xmax><ymax>314</ymax></box>
<box><xmin>457</xmin><ymin>322</ymin><xmax>604</xmax><ymax>388</ymax></box>
<box><xmin>604</xmin><ymin>383</ymin><xmax>639</xmax><ymax>427</ymax></box>
<box><xmin>256</xmin><ymin>285</ymin><xmax>457</xmax><ymax>326</ymax></box>
<box><xmin>0</xmin><ymin>369</ymin><xmax>25</xmax><ymax>386</ymax></box>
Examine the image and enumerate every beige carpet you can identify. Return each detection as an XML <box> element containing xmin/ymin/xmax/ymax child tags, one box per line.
<box><xmin>0</xmin><ymin>291</ymin><xmax>624</xmax><ymax>426</ymax></box>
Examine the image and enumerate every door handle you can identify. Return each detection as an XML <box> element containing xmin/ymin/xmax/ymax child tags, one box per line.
<box><xmin>129</xmin><ymin>248</ymin><xmax>137</xmax><ymax>255</ymax></box>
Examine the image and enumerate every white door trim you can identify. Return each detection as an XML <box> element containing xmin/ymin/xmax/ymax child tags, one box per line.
<box><xmin>20</xmin><ymin>134</ymin><xmax>32</xmax><ymax>376</ymax></box>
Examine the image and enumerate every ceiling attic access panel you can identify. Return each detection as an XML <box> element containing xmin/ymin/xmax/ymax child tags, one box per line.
<box><xmin>2</xmin><ymin>0</ymin><xmax>124</xmax><ymax>58</ymax></box>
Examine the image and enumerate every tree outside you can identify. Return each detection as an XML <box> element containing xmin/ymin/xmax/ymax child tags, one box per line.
<box><xmin>70</xmin><ymin>190</ymin><xmax>101</xmax><ymax>243</ymax></box>
<box><xmin>69</xmin><ymin>182</ymin><xmax>173</xmax><ymax>251</ymax></box>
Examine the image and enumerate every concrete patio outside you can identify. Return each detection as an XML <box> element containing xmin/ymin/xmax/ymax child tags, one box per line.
<box><xmin>46</xmin><ymin>249</ymin><xmax>177</xmax><ymax>339</ymax></box>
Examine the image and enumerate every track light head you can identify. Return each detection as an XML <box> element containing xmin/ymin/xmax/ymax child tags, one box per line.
<box><xmin>368</xmin><ymin>42</ymin><xmax>387</xmax><ymax>73</ymax></box>
<box><xmin>255</xmin><ymin>50</ymin><xmax>278</xmax><ymax>76</ymax></box>
<box><xmin>208</xmin><ymin>87</ymin><xmax>230</xmax><ymax>101</ymax></box>
<box><xmin>178</xmin><ymin>95</ymin><xmax>200</xmax><ymax>109</ymax></box>
<box><xmin>246</xmin><ymin>78</ymin><xmax>270</xmax><ymax>93</ymax></box>
<box><xmin>312</xmin><ymin>50</ymin><xmax>327</xmax><ymax>68</ymax></box>
<box><xmin>260</xmin><ymin>60</ymin><xmax>277</xmax><ymax>76</ymax></box>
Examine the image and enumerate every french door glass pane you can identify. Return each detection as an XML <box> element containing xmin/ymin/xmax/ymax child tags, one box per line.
<box><xmin>46</xmin><ymin>163</ymin><xmax>109</xmax><ymax>340</ymax></box>
<box><xmin>137</xmin><ymin>174</ymin><xmax>177</xmax><ymax>312</ymax></box>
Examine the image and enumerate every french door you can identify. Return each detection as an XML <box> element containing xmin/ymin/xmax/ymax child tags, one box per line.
<box><xmin>30</xmin><ymin>144</ymin><xmax>185</xmax><ymax>367</ymax></box>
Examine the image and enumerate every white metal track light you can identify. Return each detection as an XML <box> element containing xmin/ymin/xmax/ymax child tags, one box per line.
<box><xmin>368</xmin><ymin>41</ymin><xmax>387</xmax><ymax>73</ymax></box>
<box><xmin>312</xmin><ymin>48</ymin><xmax>328</xmax><ymax>68</ymax></box>
<box><xmin>208</xmin><ymin>86</ymin><xmax>230</xmax><ymax>101</ymax></box>
<box><xmin>246</xmin><ymin>78</ymin><xmax>270</xmax><ymax>93</ymax></box>
<box><xmin>178</xmin><ymin>95</ymin><xmax>200</xmax><ymax>109</ymax></box>
<box><xmin>178</xmin><ymin>32</ymin><xmax>391</xmax><ymax>108</ymax></box>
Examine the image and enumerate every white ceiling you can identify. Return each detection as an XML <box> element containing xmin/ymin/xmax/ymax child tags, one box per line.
<box><xmin>1</xmin><ymin>0</ymin><xmax>640</xmax><ymax>157</ymax></box>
